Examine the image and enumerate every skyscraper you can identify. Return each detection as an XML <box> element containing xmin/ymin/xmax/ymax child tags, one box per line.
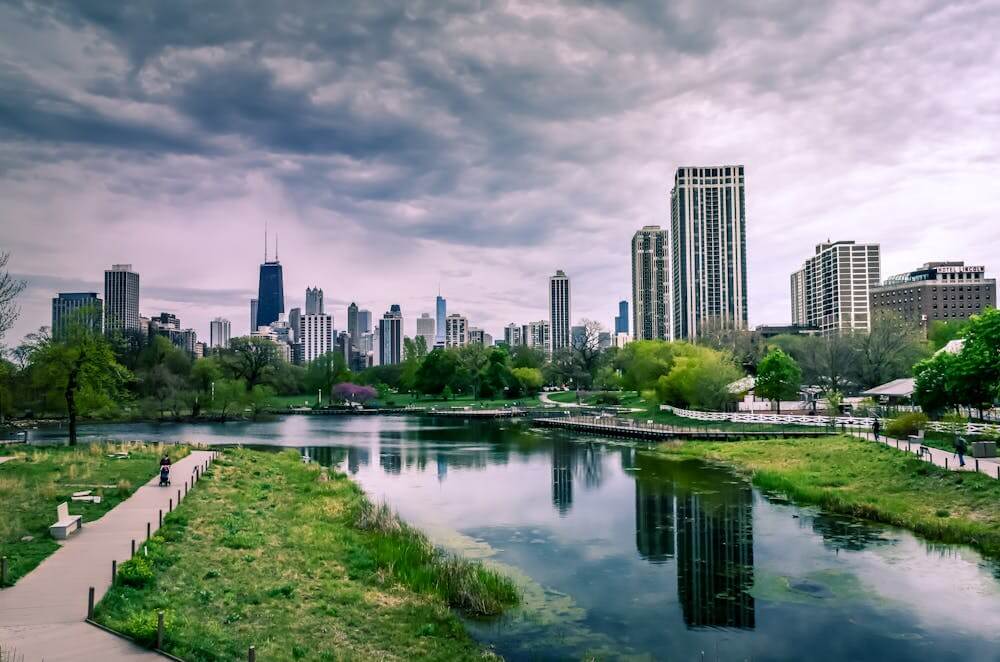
<box><xmin>416</xmin><ymin>313</ymin><xmax>436</xmax><ymax>349</ymax></box>
<box><xmin>670</xmin><ymin>166</ymin><xmax>748</xmax><ymax>341</ymax></box>
<box><xmin>301</xmin><ymin>313</ymin><xmax>334</xmax><ymax>363</ymax></box>
<box><xmin>52</xmin><ymin>292</ymin><xmax>102</xmax><ymax>338</ymax></box>
<box><xmin>347</xmin><ymin>302</ymin><xmax>359</xmax><ymax>348</ymax></box>
<box><xmin>504</xmin><ymin>323</ymin><xmax>522</xmax><ymax>347</ymax></box>
<box><xmin>524</xmin><ymin>320</ymin><xmax>550</xmax><ymax>350</ymax></box>
<box><xmin>256</xmin><ymin>236</ymin><xmax>284</xmax><ymax>329</ymax></box>
<box><xmin>209</xmin><ymin>318</ymin><xmax>231</xmax><ymax>349</ymax></box>
<box><xmin>357</xmin><ymin>309</ymin><xmax>372</xmax><ymax>334</ymax></box>
<box><xmin>549</xmin><ymin>270</ymin><xmax>571</xmax><ymax>353</ymax></box>
<box><xmin>250</xmin><ymin>299</ymin><xmax>258</xmax><ymax>332</ymax></box>
<box><xmin>444</xmin><ymin>313</ymin><xmax>468</xmax><ymax>347</ymax></box>
<box><xmin>104</xmin><ymin>264</ymin><xmax>140</xmax><ymax>334</ymax></box>
<box><xmin>791</xmin><ymin>240</ymin><xmax>881</xmax><ymax>335</ymax></box>
<box><xmin>435</xmin><ymin>294</ymin><xmax>447</xmax><ymax>345</ymax></box>
<box><xmin>632</xmin><ymin>225</ymin><xmax>669</xmax><ymax>340</ymax></box>
<box><xmin>288</xmin><ymin>307</ymin><xmax>302</xmax><ymax>343</ymax></box>
<box><xmin>615</xmin><ymin>300</ymin><xmax>629</xmax><ymax>335</ymax></box>
<box><xmin>305</xmin><ymin>287</ymin><xmax>324</xmax><ymax>315</ymax></box>
<box><xmin>379</xmin><ymin>305</ymin><xmax>403</xmax><ymax>365</ymax></box>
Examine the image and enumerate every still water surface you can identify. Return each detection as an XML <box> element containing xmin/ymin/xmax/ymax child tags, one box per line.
<box><xmin>31</xmin><ymin>416</ymin><xmax>1000</xmax><ymax>661</ymax></box>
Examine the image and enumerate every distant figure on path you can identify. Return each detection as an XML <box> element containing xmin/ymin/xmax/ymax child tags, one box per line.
<box><xmin>160</xmin><ymin>454</ymin><xmax>172</xmax><ymax>468</ymax></box>
<box><xmin>872</xmin><ymin>418</ymin><xmax>881</xmax><ymax>441</ymax></box>
<box><xmin>955</xmin><ymin>435</ymin><xmax>968</xmax><ymax>467</ymax></box>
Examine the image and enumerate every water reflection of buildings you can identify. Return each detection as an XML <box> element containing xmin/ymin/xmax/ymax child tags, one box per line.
<box><xmin>551</xmin><ymin>442</ymin><xmax>574</xmax><ymax>516</ymax></box>
<box><xmin>346</xmin><ymin>446</ymin><xmax>370</xmax><ymax>474</ymax></box>
<box><xmin>676</xmin><ymin>490</ymin><xmax>755</xmax><ymax>630</ymax></box>
<box><xmin>635</xmin><ymin>479</ymin><xmax>675</xmax><ymax>563</ymax></box>
<box><xmin>633</xmin><ymin>459</ymin><xmax>755</xmax><ymax>630</ymax></box>
<box><xmin>379</xmin><ymin>446</ymin><xmax>402</xmax><ymax>475</ymax></box>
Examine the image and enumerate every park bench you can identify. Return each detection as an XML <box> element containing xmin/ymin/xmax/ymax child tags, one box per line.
<box><xmin>49</xmin><ymin>502</ymin><xmax>82</xmax><ymax>540</ymax></box>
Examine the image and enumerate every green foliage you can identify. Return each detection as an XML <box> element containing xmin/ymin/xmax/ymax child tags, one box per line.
<box><xmin>117</xmin><ymin>555</ymin><xmax>155</xmax><ymax>587</ymax></box>
<box><xmin>884</xmin><ymin>412</ymin><xmax>928</xmax><ymax>438</ymax></box>
<box><xmin>220</xmin><ymin>337</ymin><xmax>280</xmax><ymax>390</ymax></box>
<box><xmin>654</xmin><ymin>343</ymin><xmax>742</xmax><ymax>411</ymax></box>
<box><xmin>614</xmin><ymin>340</ymin><xmax>676</xmax><ymax>392</ymax></box>
<box><xmin>915</xmin><ymin>309</ymin><xmax>1000</xmax><ymax>417</ymax></box>
<box><xmin>511</xmin><ymin>367</ymin><xmax>543</xmax><ymax>394</ymax></box>
<box><xmin>928</xmin><ymin>320</ymin><xmax>968</xmax><ymax>351</ymax></box>
<box><xmin>755</xmin><ymin>348</ymin><xmax>802</xmax><ymax>412</ymax></box>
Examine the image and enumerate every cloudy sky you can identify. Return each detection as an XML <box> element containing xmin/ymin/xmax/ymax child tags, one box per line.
<box><xmin>1</xmin><ymin>0</ymin><xmax>998</xmax><ymax>345</ymax></box>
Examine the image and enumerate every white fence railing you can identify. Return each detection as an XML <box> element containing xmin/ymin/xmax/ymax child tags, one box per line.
<box><xmin>660</xmin><ymin>404</ymin><xmax>1000</xmax><ymax>436</ymax></box>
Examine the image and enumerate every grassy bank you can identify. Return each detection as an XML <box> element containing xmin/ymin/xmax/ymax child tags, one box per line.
<box><xmin>658</xmin><ymin>435</ymin><xmax>1000</xmax><ymax>558</ymax></box>
<box><xmin>0</xmin><ymin>442</ymin><xmax>189</xmax><ymax>585</ymax></box>
<box><xmin>270</xmin><ymin>392</ymin><xmax>540</xmax><ymax>410</ymax></box>
<box><xmin>95</xmin><ymin>448</ymin><xmax>519</xmax><ymax>661</ymax></box>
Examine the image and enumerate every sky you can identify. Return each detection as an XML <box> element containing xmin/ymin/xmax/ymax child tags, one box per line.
<box><xmin>1</xmin><ymin>0</ymin><xmax>999</xmax><ymax>346</ymax></box>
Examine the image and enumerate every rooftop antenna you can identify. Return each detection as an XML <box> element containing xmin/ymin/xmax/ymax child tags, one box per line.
<box><xmin>275</xmin><ymin>234</ymin><xmax>279</xmax><ymax>262</ymax></box>
<box><xmin>264</xmin><ymin>221</ymin><xmax>268</xmax><ymax>262</ymax></box>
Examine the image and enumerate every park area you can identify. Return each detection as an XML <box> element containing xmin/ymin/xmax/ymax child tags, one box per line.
<box><xmin>0</xmin><ymin>442</ymin><xmax>190</xmax><ymax>584</ymax></box>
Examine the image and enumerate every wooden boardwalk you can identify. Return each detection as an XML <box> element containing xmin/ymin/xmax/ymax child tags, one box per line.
<box><xmin>534</xmin><ymin>416</ymin><xmax>831</xmax><ymax>440</ymax></box>
<box><xmin>0</xmin><ymin>450</ymin><xmax>217</xmax><ymax>661</ymax></box>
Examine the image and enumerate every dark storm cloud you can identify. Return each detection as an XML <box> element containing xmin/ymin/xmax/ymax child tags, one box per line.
<box><xmin>1</xmin><ymin>0</ymin><xmax>998</xmax><ymax>344</ymax></box>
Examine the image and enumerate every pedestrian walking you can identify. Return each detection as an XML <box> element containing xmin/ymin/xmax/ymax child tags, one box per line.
<box><xmin>872</xmin><ymin>418</ymin><xmax>881</xmax><ymax>441</ymax></box>
<box><xmin>954</xmin><ymin>435</ymin><xmax>968</xmax><ymax>467</ymax></box>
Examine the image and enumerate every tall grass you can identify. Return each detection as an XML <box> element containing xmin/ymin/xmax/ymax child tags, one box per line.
<box><xmin>354</xmin><ymin>499</ymin><xmax>520</xmax><ymax>616</ymax></box>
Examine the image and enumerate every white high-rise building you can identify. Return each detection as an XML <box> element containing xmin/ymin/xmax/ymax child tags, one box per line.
<box><xmin>670</xmin><ymin>166</ymin><xmax>748</xmax><ymax>340</ymax></box>
<box><xmin>305</xmin><ymin>287</ymin><xmax>324</xmax><ymax>315</ymax></box>
<box><xmin>504</xmin><ymin>323</ymin><xmax>522</xmax><ymax>347</ymax></box>
<box><xmin>209</xmin><ymin>318</ymin><xmax>231</xmax><ymax>349</ymax></box>
<box><xmin>524</xmin><ymin>320</ymin><xmax>550</xmax><ymax>350</ymax></box>
<box><xmin>300</xmin><ymin>313</ymin><xmax>333</xmax><ymax>363</ymax></box>
<box><xmin>444</xmin><ymin>313</ymin><xmax>468</xmax><ymax>348</ymax></box>
<box><xmin>631</xmin><ymin>225</ymin><xmax>670</xmax><ymax>340</ymax></box>
<box><xmin>791</xmin><ymin>240</ymin><xmax>881</xmax><ymax>335</ymax></box>
<box><xmin>250</xmin><ymin>299</ymin><xmax>258</xmax><ymax>335</ymax></box>
<box><xmin>416</xmin><ymin>313</ymin><xmax>436</xmax><ymax>350</ymax></box>
<box><xmin>469</xmin><ymin>327</ymin><xmax>488</xmax><ymax>345</ymax></box>
<box><xmin>104</xmin><ymin>264</ymin><xmax>140</xmax><ymax>333</ymax></box>
<box><xmin>548</xmin><ymin>270</ymin><xmax>571</xmax><ymax>353</ymax></box>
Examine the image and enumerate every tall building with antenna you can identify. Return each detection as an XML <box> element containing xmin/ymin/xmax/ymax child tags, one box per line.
<box><xmin>256</xmin><ymin>226</ymin><xmax>285</xmax><ymax>329</ymax></box>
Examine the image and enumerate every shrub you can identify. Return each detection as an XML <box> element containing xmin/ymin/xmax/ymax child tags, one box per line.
<box><xmin>117</xmin><ymin>556</ymin><xmax>155</xmax><ymax>588</ymax></box>
<box><xmin>119</xmin><ymin>609</ymin><xmax>173</xmax><ymax>647</ymax></box>
<box><xmin>592</xmin><ymin>392</ymin><xmax>622</xmax><ymax>406</ymax></box>
<box><xmin>885</xmin><ymin>412</ymin><xmax>928</xmax><ymax>438</ymax></box>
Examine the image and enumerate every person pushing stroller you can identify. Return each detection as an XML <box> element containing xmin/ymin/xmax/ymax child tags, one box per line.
<box><xmin>159</xmin><ymin>453</ymin><xmax>172</xmax><ymax>486</ymax></box>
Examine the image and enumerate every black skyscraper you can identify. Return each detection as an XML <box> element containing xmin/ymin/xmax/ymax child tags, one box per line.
<box><xmin>256</xmin><ymin>233</ymin><xmax>284</xmax><ymax>328</ymax></box>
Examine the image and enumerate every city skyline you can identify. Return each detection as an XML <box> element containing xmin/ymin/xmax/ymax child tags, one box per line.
<box><xmin>2</xmin><ymin>2</ymin><xmax>999</xmax><ymax>345</ymax></box>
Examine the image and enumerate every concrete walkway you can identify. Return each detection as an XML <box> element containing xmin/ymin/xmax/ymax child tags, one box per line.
<box><xmin>0</xmin><ymin>449</ymin><xmax>217</xmax><ymax>661</ymax></box>
<box><xmin>855</xmin><ymin>431</ymin><xmax>1000</xmax><ymax>479</ymax></box>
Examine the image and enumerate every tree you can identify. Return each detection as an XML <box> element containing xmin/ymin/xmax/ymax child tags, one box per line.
<box><xmin>615</xmin><ymin>340</ymin><xmax>675</xmax><ymax>393</ymax></box>
<box><xmin>210</xmin><ymin>378</ymin><xmax>246</xmax><ymax>422</ymax></box>
<box><xmin>754</xmin><ymin>348</ymin><xmax>802</xmax><ymax>414</ymax></box>
<box><xmin>303</xmin><ymin>352</ymin><xmax>350</xmax><ymax>403</ymax></box>
<box><xmin>246</xmin><ymin>384</ymin><xmax>275</xmax><ymax>420</ymax></box>
<box><xmin>927</xmin><ymin>320</ymin><xmax>968</xmax><ymax>351</ymax></box>
<box><xmin>332</xmin><ymin>382</ymin><xmax>378</xmax><ymax>404</ymax></box>
<box><xmin>189</xmin><ymin>357</ymin><xmax>222</xmax><ymax>416</ymax></box>
<box><xmin>415</xmin><ymin>348</ymin><xmax>458</xmax><ymax>396</ymax></box>
<box><xmin>570</xmin><ymin>319</ymin><xmax>606</xmax><ymax>388</ymax></box>
<box><xmin>454</xmin><ymin>344</ymin><xmax>490</xmax><ymax>398</ymax></box>
<box><xmin>772</xmin><ymin>333</ymin><xmax>857</xmax><ymax>393</ymax></box>
<box><xmin>697</xmin><ymin>317</ymin><xmax>767</xmax><ymax>374</ymax></box>
<box><xmin>952</xmin><ymin>308</ymin><xmax>1000</xmax><ymax>418</ymax></box>
<box><xmin>510</xmin><ymin>345</ymin><xmax>547</xmax><ymax>370</ymax></box>
<box><xmin>511</xmin><ymin>367</ymin><xmax>543</xmax><ymax>395</ymax></box>
<box><xmin>29</xmin><ymin>324</ymin><xmax>128</xmax><ymax>444</ymax></box>
<box><xmin>223</xmin><ymin>337</ymin><xmax>279</xmax><ymax>390</ymax></box>
<box><xmin>913</xmin><ymin>351</ymin><xmax>961</xmax><ymax>416</ymax></box>
<box><xmin>0</xmin><ymin>251</ymin><xmax>26</xmax><ymax>343</ymax></box>
<box><xmin>654</xmin><ymin>344</ymin><xmax>742</xmax><ymax>411</ymax></box>
<box><xmin>855</xmin><ymin>312</ymin><xmax>927</xmax><ymax>389</ymax></box>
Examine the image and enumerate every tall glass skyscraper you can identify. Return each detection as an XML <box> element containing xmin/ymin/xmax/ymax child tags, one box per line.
<box><xmin>548</xmin><ymin>270</ymin><xmax>571</xmax><ymax>353</ymax></box>
<box><xmin>670</xmin><ymin>166</ymin><xmax>748</xmax><ymax>341</ymax></box>
<box><xmin>52</xmin><ymin>292</ymin><xmax>102</xmax><ymax>338</ymax></box>
<box><xmin>256</xmin><ymin>260</ymin><xmax>284</xmax><ymax>329</ymax></box>
<box><xmin>615</xmin><ymin>300</ymin><xmax>629</xmax><ymax>335</ymax></box>
<box><xmin>435</xmin><ymin>295</ymin><xmax>446</xmax><ymax>345</ymax></box>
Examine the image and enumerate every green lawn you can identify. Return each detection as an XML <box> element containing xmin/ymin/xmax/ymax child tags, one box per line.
<box><xmin>658</xmin><ymin>435</ymin><xmax>1000</xmax><ymax>558</ymax></box>
<box><xmin>95</xmin><ymin>449</ymin><xmax>519</xmax><ymax>661</ymax></box>
<box><xmin>269</xmin><ymin>392</ymin><xmax>540</xmax><ymax>410</ymax></box>
<box><xmin>0</xmin><ymin>442</ymin><xmax>190</xmax><ymax>585</ymax></box>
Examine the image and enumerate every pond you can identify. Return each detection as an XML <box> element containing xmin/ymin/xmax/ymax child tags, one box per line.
<box><xmin>28</xmin><ymin>416</ymin><xmax>1000</xmax><ymax>661</ymax></box>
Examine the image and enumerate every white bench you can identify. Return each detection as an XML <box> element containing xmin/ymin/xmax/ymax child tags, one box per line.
<box><xmin>49</xmin><ymin>502</ymin><xmax>82</xmax><ymax>540</ymax></box>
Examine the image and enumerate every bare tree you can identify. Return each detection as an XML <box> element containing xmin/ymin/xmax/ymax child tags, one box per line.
<box><xmin>0</xmin><ymin>252</ymin><xmax>27</xmax><ymax>343</ymax></box>
<box><xmin>570</xmin><ymin>319</ymin><xmax>606</xmax><ymax>388</ymax></box>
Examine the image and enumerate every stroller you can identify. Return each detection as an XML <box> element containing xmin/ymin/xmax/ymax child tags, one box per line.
<box><xmin>159</xmin><ymin>465</ymin><xmax>171</xmax><ymax>486</ymax></box>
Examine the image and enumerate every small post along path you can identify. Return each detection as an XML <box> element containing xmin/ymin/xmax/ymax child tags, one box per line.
<box><xmin>0</xmin><ymin>449</ymin><xmax>217</xmax><ymax>661</ymax></box>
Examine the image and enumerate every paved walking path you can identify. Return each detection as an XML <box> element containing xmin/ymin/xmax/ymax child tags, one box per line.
<box><xmin>855</xmin><ymin>431</ymin><xmax>1000</xmax><ymax>479</ymax></box>
<box><xmin>0</xmin><ymin>449</ymin><xmax>217</xmax><ymax>661</ymax></box>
